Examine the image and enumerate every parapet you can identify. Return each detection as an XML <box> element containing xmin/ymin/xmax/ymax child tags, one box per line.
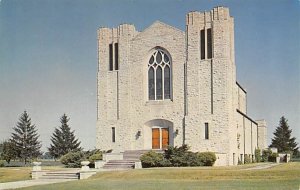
<box><xmin>256</xmin><ymin>119</ymin><xmax>267</xmax><ymax>127</ymax></box>
<box><xmin>186</xmin><ymin>6</ymin><xmax>231</xmax><ymax>26</ymax></box>
<box><xmin>97</xmin><ymin>24</ymin><xmax>137</xmax><ymax>40</ymax></box>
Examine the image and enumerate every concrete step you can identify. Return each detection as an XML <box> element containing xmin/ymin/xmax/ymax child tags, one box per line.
<box><xmin>40</xmin><ymin>171</ymin><xmax>79</xmax><ymax>180</ymax></box>
<box><xmin>39</xmin><ymin>176</ymin><xmax>79</xmax><ymax>179</ymax></box>
<box><xmin>102</xmin><ymin>165</ymin><xmax>133</xmax><ymax>169</ymax></box>
<box><xmin>102</xmin><ymin>159</ymin><xmax>136</xmax><ymax>169</ymax></box>
<box><xmin>123</xmin><ymin>150</ymin><xmax>151</xmax><ymax>160</ymax></box>
<box><xmin>102</xmin><ymin>150</ymin><xmax>164</xmax><ymax>170</ymax></box>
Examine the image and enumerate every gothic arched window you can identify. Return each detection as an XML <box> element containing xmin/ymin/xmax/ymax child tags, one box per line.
<box><xmin>148</xmin><ymin>50</ymin><xmax>171</xmax><ymax>100</ymax></box>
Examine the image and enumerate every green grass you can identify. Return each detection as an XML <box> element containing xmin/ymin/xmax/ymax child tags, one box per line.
<box><xmin>14</xmin><ymin>162</ymin><xmax>300</xmax><ymax>190</ymax></box>
<box><xmin>0</xmin><ymin>166</ymin><xmax>65</xmax><ymax>183</ymax></box>
<box><xmin>0</xmin><ymin>167</ymin><xmax>31</xmax><ymax>183</ymax></box>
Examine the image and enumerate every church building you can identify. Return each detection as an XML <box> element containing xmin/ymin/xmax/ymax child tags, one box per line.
<box><xmin>96</xmin><ymin>6</ymin><xmax>267</xmax><ymax>166</ymax></box>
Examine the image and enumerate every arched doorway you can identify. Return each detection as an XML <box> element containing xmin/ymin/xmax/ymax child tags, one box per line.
<box><xmin>144</xmin><ymin>119</ymin><xmax>173</xmax><ymax>150</ymax></box>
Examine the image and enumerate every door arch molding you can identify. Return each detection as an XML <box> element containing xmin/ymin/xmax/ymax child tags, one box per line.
<box><xmin>143</xmin><ymin>119</ymin><xmax>174</xmax><ymax>149</ymax></box>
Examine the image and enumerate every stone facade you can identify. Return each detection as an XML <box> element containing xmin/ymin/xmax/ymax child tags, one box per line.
<box><xmin>96</xmin><ymin>6</ymin><xmax>267</xmax><ymax>166</ymax></box>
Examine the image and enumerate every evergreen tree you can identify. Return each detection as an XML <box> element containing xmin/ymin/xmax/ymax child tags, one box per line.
<box><xmin>10</xmin><ymin>111</ymin><xmax>42</xmax><ymax>165</ymax></box>
<box><xmin>270</xmin><ymin>116</ymin><xmax>299</xmax><ymax>155</ymax></box>
<box><xmin>48</xmin><ymin>114</ymin><xmax>81</xmax><ymax>159</ymax></box>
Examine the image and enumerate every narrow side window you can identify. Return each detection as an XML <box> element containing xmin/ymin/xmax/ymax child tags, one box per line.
<box><xmin>205</xmin><ymin>123</ymin><xmax>209</xmax><ymax>140</ymax></box>
<box><xmin>200</xmin><ymin>29</ymin><xmax>205</xmax><ymax>60</ymax></box>
<box><xmin>109</xmin><ymin>43</ymin><xmax>113</xmax><ymax>71</ymax></box>
<box><xmin>207</xmin><ymin>28</ymin><xmax>212</xmax><ymax>59</ymax></box>
<box><xmin>112</xmin><ymin>127</ymin><xmax>116</xmax><ymax>142</ymax></box>
<box><xmin>114</xmin><ymin>43</ymin><xmax>119</xmax><ymax>70</ymax></box>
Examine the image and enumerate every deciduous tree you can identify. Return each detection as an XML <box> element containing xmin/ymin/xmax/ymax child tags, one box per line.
<box><xmin>0</xmin><ymin>140</ymin><xmax>17</xmax><ymax>164</ymax></box>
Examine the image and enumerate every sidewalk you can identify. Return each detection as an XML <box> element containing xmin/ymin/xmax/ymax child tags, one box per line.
<box><xmin>0</xmin><ymin>179</ymin><xmax>77</xmax><ymax>190</ymax></box>
<box><xmin>242</xmin><ymin>163</ymin><xmax>280</xmax><ymax>170</ymax></box>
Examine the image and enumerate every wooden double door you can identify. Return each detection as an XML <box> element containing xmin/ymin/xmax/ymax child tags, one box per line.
<box><xmin>152</xmin><ymin>128</ymin><xmax>169</xmax><ymax>149</ymax></box>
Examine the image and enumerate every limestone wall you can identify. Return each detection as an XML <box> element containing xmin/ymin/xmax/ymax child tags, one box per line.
<box><xmin>96</xmin><ymin>6</ymin><xmax>266</xmax><ymax>166</ymax></box>
<box><xmin>96</xmin><ymin>21</ymin><xmax>186</xmax><ymax>152</ymax></box>
<box><xmin>236</xmin><ymin>82</ymin><xmax>247</xmax><ymax>113</ymax></box>
<box><xmin>257</xmin><ymin>119</ymin><xmax>268</xmax><ymax>150</ymax></box>
<box><xmin>236</xmin><ymin>110</ymin><xmax>259</xmax><ymax>163</ymax></box>
<box><xmin>96</xmin><ymin>24</ymin><xmax>139</xmax><ymax>152</ymax></box>
<box><xmin>185</xmin><ymin>7</ymin><xmax>236</xmax><ymax>166</ymax></box>
<box><xmin>129</xmin><ymin>21</ymin><xmax>185</xmax><ymax>150</ymax></box>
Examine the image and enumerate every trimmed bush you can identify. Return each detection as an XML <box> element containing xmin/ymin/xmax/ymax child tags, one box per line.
<box><xmin>164</xmin><ymin>144</ymin><xmax>197</xmax><ymax>167</ymax></box>
<box><xmin>244</xmin><ymin>154</ymin><xmax>251</xmax><ymax>164</ymax></box>
<box><xmin>88</xmin><ymin>153</ymin><xmax>102</xmax><ymax>168</ymax></box>
<box><xmin>268</xmin><ymin>152</ymin><xmax>278</xmax><ymax>162</ymax></box>
<box><xmin>185</xmin><ymin>152</ymin><xmax>203</xmax><ymax>166</ymax></box>
<box><xmin>238</xmin><ymin>158</ymin><xmax>243</xmax><ymax>165</ymax></box>
<box><xmin>140</xmin><ymin>151</ymin><xmax>164</xmax><ymax>168</ymax></box>
<box><xmin>60</xmin><ymin>151</ymin><xmax>84</xmax><ymax>168</ymax></box>
<box><xmin>198</xmin><ymin>152</ymin><xmax>216</xmax><ymax>166</ymax></box>
<box><xmin>262</xmin><ymin>149</ymin><xmax>272</xmax><ymax>162</ymax></box>
<box><xmin>89</xmin><ymin>153</ymin><xmax>102</xmax><ymax>163</ymax></box>
<box><xmin>0</xmin><ymin>160</ymin><xmax>5</xmax><ymax>167</ymax></box>
<box><xmin>255</xmin><ymin>148</ymin><xmax>261</xmax><ymax>162</ymax></box>
<box><xmin>140</xmin><ymin>145</ymin><xmax>216</xmax><ymax>168</ymax></box>
<box><xmin>158</xmin><ymin>158</ymin><xmax>172</xmax><ymax>167</ymax></box>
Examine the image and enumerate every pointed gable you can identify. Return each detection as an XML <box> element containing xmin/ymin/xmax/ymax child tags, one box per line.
<box><xmin>133</xmin><ymin>20</ymin><xmax>184</xmax><ymax>41</ymax></box>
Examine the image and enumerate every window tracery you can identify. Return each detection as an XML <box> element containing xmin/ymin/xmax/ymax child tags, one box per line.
<box><xmin>148</xmin><ymin>50</ymin><xmax>171</xmax><ymax>100</ymax></box>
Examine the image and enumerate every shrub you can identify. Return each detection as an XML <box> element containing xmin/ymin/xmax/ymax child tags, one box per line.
<box><xmin>238</xmin><ymin>158</ymin><xmax>243</xmax><ymax>165</ymax></box>
<box><xmin>89</xmin><ymin>153</ymin><xmax>102</xmax><ymax>163</ymax></box>
<box><xmin>158</xmin><ymin>158</ymin><xmax>172</xmax><ymax>167</ymax></box>
<box><xmin>88</xmin><ymin>153</ymin><xmax>102</xmax><ymax>168</ymax></box>
<box><xmin>141</xmin><ymin>145</ymin><xmax>216</xmax><ymax>168</ymax></box>
<box><xmin>185</xmin><ymin>152</ymin><xmax>203</xmax><ymax>166</ymax></box>
<box><xmin>60</xmin><ymin>151</ymin><xmax>84</xmax><ymax>168</ymax></box>
<box><xmin>244</xmin><ymin>154</ymin><xmax>251</xmax><ymax>164</ymax></box>
<box><xmin>140</xmin><ymin>151</ymin><xmax>164</xmax><ymax>168</ymax></box>
<box><xmin>268</xmin><ymin>152</ymin><xmax>278</xmax><ymax>162</ymax></box>
<box><xmin>198</xmin><ymin>152</ymin><xmax>216</xmax><ymax>166</ymax></box>
<box><xmin>0</xmin><ymin>160</ymin><xmax>5</xmax><ymax>167</ymax></box>
<box><xmin>164</xmin><ymin>144</ymin><xmax>192</xmax><ymax>167</ymax></box>
<box><xmin>255</xmin><ymin>148</ymin><xmax>261</xmax><ymax>162</ymax></box>
<box><xmin>262</xmin><ymin>149</ymin><xmax>272</xmax><ymax>162</ymax></box>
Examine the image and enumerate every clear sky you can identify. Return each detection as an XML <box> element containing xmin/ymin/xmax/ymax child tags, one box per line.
<box><xmin>0</xmin><ymin>0</ymin><xmax>299</xmax><ymax>152</ymax></box>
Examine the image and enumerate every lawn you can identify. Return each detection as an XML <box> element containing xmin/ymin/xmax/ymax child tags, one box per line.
<box><xmin>13</xmin><ymin>162</ymin><xmax>300</xmax><ymax>190</ymax></box>
<box><xmin>0</xmin><ymin>166</ymin><xmax>65</xmax><ymax>183</ymax></box>
<box><xmin>0</xmin><ymin>167</ymin><xmax>31</xmax><ymax>183</ymax></box>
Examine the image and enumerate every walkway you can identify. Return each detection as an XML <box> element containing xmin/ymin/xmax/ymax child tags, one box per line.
<box><xmin>242</xmin><ymin>163</ymin><xmax>280</xmax><ymax>170</ymax></box>
<box><xmin>0</xmin><ymin>179</ymin><xmax>77</xmax><ymax>190</ymax></box>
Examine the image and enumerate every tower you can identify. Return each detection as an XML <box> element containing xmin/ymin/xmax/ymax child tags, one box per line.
<box><xmin>185</xmin><ymin>7</ymin><xmax>236</xmax><ymax>165</ymax></box>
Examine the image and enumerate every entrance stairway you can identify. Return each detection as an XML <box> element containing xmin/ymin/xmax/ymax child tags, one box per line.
<box><xmin>38</xmin><ymin>170</ymin><xmax>79</xmax><ymax>180</ymax></box>
<box><xmin>123</xmin><ymin>150</ymin><xmax>151</xmax><ymax>160</ymax></box>
<box><xmin>102</xmin><ymin>150</ymin><xmax>154</xmax><ymax>169</ymax></box>
<box><xmin>102</xmin><ymin>160</ymin><xmax>136</xmax><ymax>169</ymax></box>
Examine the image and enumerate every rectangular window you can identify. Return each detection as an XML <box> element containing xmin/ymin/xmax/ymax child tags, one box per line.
<box><xmin>200</xmin><ymin>29</ymin><xmax>205</xmax><ymax>60</ymax></box>
<box><xmin>112</xmin><ymin>127</ymin><xmax>115</xmax><ymax>143</ymax></box>
<box><xmin>233</xmin><ymin>153</ymin><xmax>235</xmax><ymax>165</ymax></box>
<box><xmin>109</xmin><ymin>43</ymin><xmax>113</xmax><ymax>71</ymax></box>
<box><xmin>114</xmin><ymin>43</ymin><xmax>119</xmax><ymax>70</ymax></box>
<box><xmin>205</xmin><ymin>122</ymin><xmax>209</xmax><ymax>139</ymax></box>
<box><xmin>207</xmin><ymin>28</ymin><xmax>212</xmax><ymax>59</ymax></box>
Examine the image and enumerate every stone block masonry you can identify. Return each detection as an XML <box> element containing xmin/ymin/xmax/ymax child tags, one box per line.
<box><xmin>96</xmin><ymin>6</ymin><xmax>267</xmax><ymax>166</ymax></box>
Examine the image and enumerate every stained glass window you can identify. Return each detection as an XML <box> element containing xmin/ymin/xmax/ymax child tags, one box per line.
<box><xmin>148</xmin><ymin>67</ymin><xmax>155</xmax><ymax>100</ymax></box>
<box><xmin>148</xmin><ymin>49</ymin><xmax>171</xmax><ymax>100</ymax></box>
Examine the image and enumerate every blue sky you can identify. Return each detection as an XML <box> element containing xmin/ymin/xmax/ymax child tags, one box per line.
<box><xmin>0</xmin><ymin>0</ymin><xmax>299</xmax><ymax>151</ymax></box>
